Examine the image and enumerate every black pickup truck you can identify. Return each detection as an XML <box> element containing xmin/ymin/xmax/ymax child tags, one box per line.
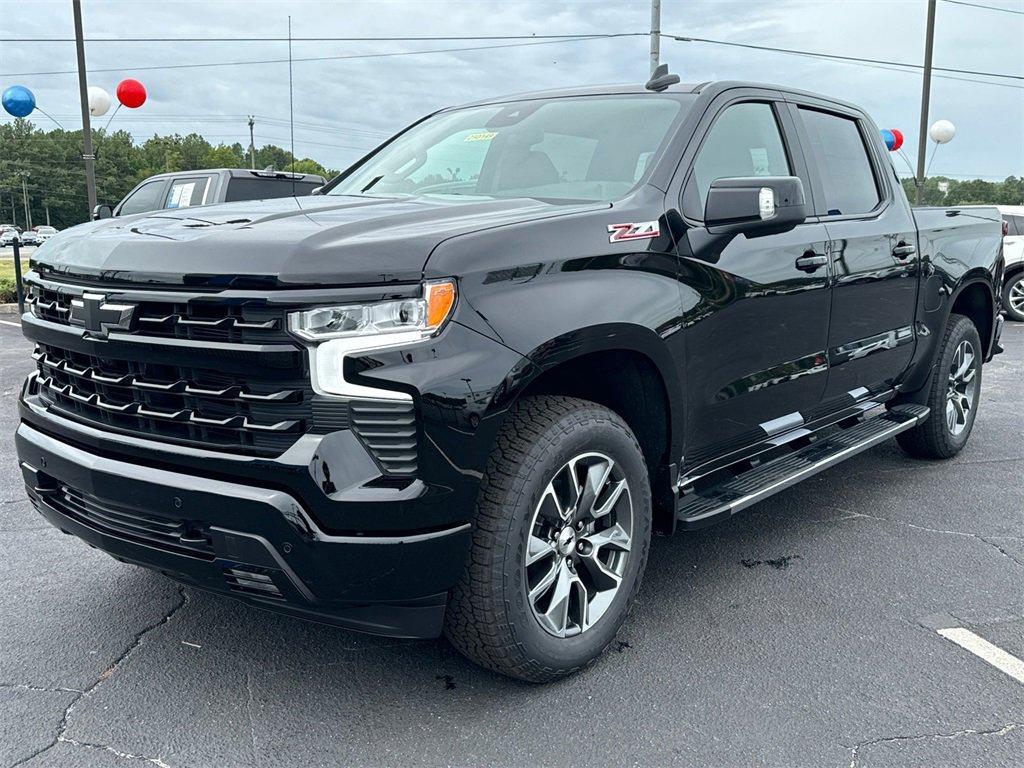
<box><xmin>16</xmin><ymin>78</ymin><xmax>1004</xmax><ymax>682</ymax></box>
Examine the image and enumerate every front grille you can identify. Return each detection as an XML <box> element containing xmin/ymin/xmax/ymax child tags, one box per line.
<box><xmin>27</xmin><ymin>284</ymin><xmax>289</xmax><ymax>344</ymax></box>
<box><xmin>24</xmin><ymin>276</ymin><xmax>419</xmax><ymax>471</ymax></box>
<box><xmin>43</xmin><ymin>484</ymin><xmax>215</xmax><ymax>560</ymax></box>
<box><xmin>33</xmin><ymin>344</ymin><xmax>314</xmax><ymax>455</ymax></box>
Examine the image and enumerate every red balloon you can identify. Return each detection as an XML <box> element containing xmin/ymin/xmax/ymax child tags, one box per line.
<box><xmin>890</xmin><ymin>128</ymin><xmax>904</xmax><ymax>151</ymax></box>
<box><xmin>116</xmin><ymin>79</ymin><xmax>147</xmax><ymax>109</ymax></box>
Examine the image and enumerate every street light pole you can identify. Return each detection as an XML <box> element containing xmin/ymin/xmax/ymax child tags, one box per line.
<box><xmin>649</xmin><ymin>0</ymin><xmax>661</xmax><ymax>77</ymax></box>
<box><xmin>20</xmin><ymin>173</ymin><xmax>32</xmax><ymax>230</ymax></box>
<box><xmin>248</xmin><ymin>115</ymin><xmax>256</xmax><ymax>169</ymax></box>
<box><xmin>72</xmin><ymin>0</ymin><xmax>98</xmax><ymax>217</ymax></box>
<box><xmin>915</xmin><ymin>0</ymin><xmax>937</xmax><ymax>205</ymax></box>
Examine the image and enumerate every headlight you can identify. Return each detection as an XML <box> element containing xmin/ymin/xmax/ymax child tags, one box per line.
<box><xmin>288</xmin><ymin>279</ymin><xmax>456</xmax><ymax>399</ymax></box>
<box><xmin>287</xmin><ymin>279</ymin><xmax>456</xmax><ymax>341</ymax></box>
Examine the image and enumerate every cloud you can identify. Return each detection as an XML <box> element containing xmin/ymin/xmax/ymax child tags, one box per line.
<box><xmin>1</xmin><ymin>0</ymin><xmax>1020</xmax><ymax>178</ymax></box>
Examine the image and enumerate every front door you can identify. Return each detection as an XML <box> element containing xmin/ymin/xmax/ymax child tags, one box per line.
<box><xmin>673</xmin><ymin>98</ymin><xmax>832</xmax><ymax>467</ymax></box>
<box><xmin>793</xmin><ymin>104</ymin><xmax>920</xmax><ymax>401</ymax></box>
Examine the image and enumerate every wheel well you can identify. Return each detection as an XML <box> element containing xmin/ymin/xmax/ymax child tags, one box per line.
<box><xmin>951</xmin><ymin>282</ymin><xmax>994</xmax><ymax>356</ymax></box>
<box><xmin>1004</xmin><ymin>262</ymin><xmax>1024</xmax><ymax>283</ymax></box>
<box><xmin>520</xmin><ymin>350</ymin><xmax>675</xmax><ymax>531</ymax></box>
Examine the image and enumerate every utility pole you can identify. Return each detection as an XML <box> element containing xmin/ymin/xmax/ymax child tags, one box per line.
<box><xmin>649</xmin><ymin>0</ymin><xmax>661</xmax><ymax>77</ymax></box>
<box><xmin>44</xmin><ymin>201</ymin><xmax>51</xmax><ymax>226</ymax></box>
<box><xmin>10</xmin><ymin>190</ymin><xmax>16</xmax><ymax>228</ymax></box>
<box><xmin>20</xmin><ymin>174</ymin><xmax>32</xmax><ymax>230</ymax></box>
<box><xmin>915</xmin><ymin>0</ymin><xmax>937</xmax><ymax>205</ymax></box>
<box><xmin>248</xmin><ymin>115</ymin><xmax>256</xmax><ymax>169</ymax></box>
<box><xmin>72</xmin><ymin>0</ymin><xmax>98</xmax><ymax>217</ymax></box>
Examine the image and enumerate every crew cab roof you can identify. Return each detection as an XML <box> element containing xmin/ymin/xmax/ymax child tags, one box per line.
<box><xmin>450</xmin><ymin>80</ymin><xmax>867</xmax><ymax>115</ymax></box>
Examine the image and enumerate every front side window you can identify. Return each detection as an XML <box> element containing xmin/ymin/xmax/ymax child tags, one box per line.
<box><xmin>690</xmin><ymin>102</ymin><xmax>791</xmax><ymax>210</ymax></box>
<box><xmin>798</xmin><ymin>108</ymin><xmax>880</xmax><ymax>216</ymax></box>
<box><xmin>328</xmin><ymin>95</ymin><xmax>691</xmax><ymax>204</ymax></box>
<box><xmin>118</xmin><ymin>180</ymin><xmax>166</xmax><ymax>216</ymax></box>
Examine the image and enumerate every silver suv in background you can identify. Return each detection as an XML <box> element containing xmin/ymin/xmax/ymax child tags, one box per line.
<box><xmin>93</xmin><ymin>168</ymin><xmax>327</xmax><ymax>220</ymax></box>
<box><xmin>1000</xmin><ymin>205</ymin><xmax>1024</xmax><ymax>321</ymax></box>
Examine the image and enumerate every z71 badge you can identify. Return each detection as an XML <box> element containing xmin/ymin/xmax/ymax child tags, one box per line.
<box><xmin>607</xmin><ymin>221</ymin><xmax>660</xmax><ymax>243</ymax></box>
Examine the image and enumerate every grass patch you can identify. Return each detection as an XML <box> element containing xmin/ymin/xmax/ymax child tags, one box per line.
<box><xmin>0</xmin><ymin>258</ymin><xmax>30</xmax><ymax>304</ymax></box>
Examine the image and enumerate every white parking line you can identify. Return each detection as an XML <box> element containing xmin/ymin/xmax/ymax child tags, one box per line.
<box><xmin>0</xmin><ymin>319</ymin><xmax>21</xmax><ymax>328</ymax></box>
<box><xmin>938</xmin><ymin>626</ymin><xmax>1024</xmax><ymax>685</ymax></box>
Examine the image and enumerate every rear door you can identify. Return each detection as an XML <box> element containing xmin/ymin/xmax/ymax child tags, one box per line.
<box><xmin>671</xmin><ymin>92</ymin><xmax>832</xmax><ymax>465</ymax></box>
<box><xmin>790</xmin><ymin>99</ymin><xmax>920</xmax><ymax>404</ymax></box>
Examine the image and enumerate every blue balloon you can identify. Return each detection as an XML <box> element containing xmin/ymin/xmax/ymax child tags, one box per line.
<box><xmin>2</xmin><ymin>85</ymin><xmax>36</xmax><ymax>118</ymax></box>
<box><xmin>880</xmin><ymin>128</ymin><xmax>895</xmax><ymax>151</ymax></box>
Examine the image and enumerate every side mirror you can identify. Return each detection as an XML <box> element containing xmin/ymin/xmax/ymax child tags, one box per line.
<box><xmin>704</xmin><ymin>176</ymin><xmax>806</xmax><ymax>237</ymax></box>
<box><xmin>92</xmin><ymin>204</ymin><xmax>113</xmax><ymax>220</ymax></box>
<box><xmin>310</xmin><ymin>186</ymin><xmax>324</xmax><ymax>196</ymax></box>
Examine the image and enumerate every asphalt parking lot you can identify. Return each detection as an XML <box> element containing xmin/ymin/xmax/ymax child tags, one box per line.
<box><xmin>1</xmin><ymin>316</ymin><xmax>1022</xmax><ymax>768</ymax></box>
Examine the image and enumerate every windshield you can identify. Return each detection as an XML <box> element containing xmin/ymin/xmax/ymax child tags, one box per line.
<box><xmin>328</xmin><ymin>95</ymin><xmax>690</xmax><ymax>204</ymax></box>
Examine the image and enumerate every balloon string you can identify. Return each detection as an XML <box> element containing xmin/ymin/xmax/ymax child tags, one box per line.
<box><xmin>925</xmin><ymin>141</ymin><xmax>941</xmax><ymax>177</ymax></box>
<box><xmin>895</xmin><ymin>148</ymin><xmax>917</xmax><ymax>178</ymax></box>
<box><xmin>34</xmin><ymin>107</ymin><xmax>66</xmax><ymax>130</ymax></box>
<box><xmin>102</xmin><ymin>103</ymin><xmax>122</xmax><ymax>133</ymax></box>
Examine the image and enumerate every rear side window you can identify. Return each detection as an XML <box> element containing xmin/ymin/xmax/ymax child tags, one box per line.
<box><xmin>1006</xmin><ymin>215</ymin><xmax>1024</xmax><ymax>236</ymax></box>
<box><xmin>118</xmin><ymin>180</ymin><xmax>166</xmax><ymax>216</ymax></box>
<box><xmin>225</xmin><ymin>178</ymin><xmax>320</xmax><ymax>202</ymax></box>
<box><xmin>690</xmin><ymin>102</ymin><xmax>791</xmax><ymax>208</ymax></box>
<box><xmin>799</xmin><ymin>108</ymin><xmax>880</xmax><ymax>216</ymax></box>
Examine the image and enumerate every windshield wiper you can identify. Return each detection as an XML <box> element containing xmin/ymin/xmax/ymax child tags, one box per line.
<box><xmin>361</xmin><ymin>175</ymin><xmax>384</xmax><ymax>193</ymax></box>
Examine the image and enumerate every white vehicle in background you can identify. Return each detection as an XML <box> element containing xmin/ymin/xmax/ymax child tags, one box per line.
<box><xmin>0</xmin><ymin>228</ymin><xmax>22</xmax><ymax>247</ymax></box>
<box><xmin>34</xmin><ymin>226</ymin><xmax>58</xmax><ymax>242</ymax></box>
<box><xmin>1000</xmin><ymin>205</ymin><xmax>1024</xmax><ymax>322</ymax></box>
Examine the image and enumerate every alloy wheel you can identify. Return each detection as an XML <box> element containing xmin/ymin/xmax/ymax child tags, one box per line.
<box><xmin>1009</xmin><ymin>278</ymin><xmax>1024</xmax><ymax>316</ymax></box>
<box><xmin>945</xmin><ymin>339</ymin><xmax>977</xmax><ymax>436</ymax></box>
<box><xmin>525</xmin><ymin>452</ymin><xmax>633</xmax><ymax>638</ymax></box>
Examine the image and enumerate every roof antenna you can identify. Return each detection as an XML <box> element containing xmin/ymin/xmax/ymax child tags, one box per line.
<box><xmin>645</xmin><ymin>63</ymin><xmax>680</xmax><ymax>92</ymax></box>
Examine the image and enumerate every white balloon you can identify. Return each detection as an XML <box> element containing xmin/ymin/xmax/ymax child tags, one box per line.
<box><xmin>929</xmin><ymin>119</ymin><xmax>956</xmax><ymax>144</ymax></box>
<box><xmin>87</xmin><ymin>86</ymin><xmax>111</xmax><ymax>117</ymax></box>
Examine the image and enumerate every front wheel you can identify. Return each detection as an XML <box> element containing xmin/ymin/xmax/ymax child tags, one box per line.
<box><xmin>1002</xmin><ymin>271</ymin><xmax>1024</xmax><ymax>322</ymax></box>
<box><xmin>444</xmin><ymin>395</ymin><xmax>652</xmax><ymax>682</ymax></box>
<box><xmin>897</xmin><ymin>313</ymin><xmax>982</xmax><ymax>459</ymax></box>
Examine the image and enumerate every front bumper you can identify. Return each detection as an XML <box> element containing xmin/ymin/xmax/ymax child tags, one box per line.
<box><xmin>16</xmin><ymin>421</ymin><xmax>471</xmax><ymax>638</ymax></box>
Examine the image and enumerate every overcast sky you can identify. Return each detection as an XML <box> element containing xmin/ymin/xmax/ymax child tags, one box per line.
<box><xmin>1</xmin><ymin>0</ymin><xmax>1021</xmax><ymax>179</ymax></box>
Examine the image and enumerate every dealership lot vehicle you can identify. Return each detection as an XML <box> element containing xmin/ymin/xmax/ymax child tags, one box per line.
<box><xmin>999</xmin><ymin>205</ymin><xmax>1024</xmax><ymax>321</ymax></box>
<box><xmin>14</xmin><ymin>79</ymin><xmax>1005</xmax><ymax>682</ymax></box>
<box><xmin>0</xmin><ymin>228</ymin><xmax>25</xmax><ymax>247</ymax></box>
<box><xmin>33</xmin><ymin>225</ymin><xmax>59</xmax><ymax>243</ymax></box>
<box><xmin>91</xmin><ymin>167</ymin><xmax>326</xmax><ymax>219</ymax></box>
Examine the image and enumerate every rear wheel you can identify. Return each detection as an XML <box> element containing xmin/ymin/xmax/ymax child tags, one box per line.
<box><xmin>897</xmin><ymin>313</ymin><xmax>982</xmax><ymax>459</ymax></box>
<box><xmin>1002</xmin><ymin>271</ymin><xmax>1024</xmax><ymax>322</ymax></box>
<box><xmin>444</xmin><ymin>395</ymin><xmax>651</xmax><ymax>682</ymax></box>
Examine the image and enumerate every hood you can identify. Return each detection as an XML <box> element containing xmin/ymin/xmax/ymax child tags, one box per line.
<box><xmin>33</xmin><ymin>195</ymin><xmax>605</xmax><ymax>288</ymax></box>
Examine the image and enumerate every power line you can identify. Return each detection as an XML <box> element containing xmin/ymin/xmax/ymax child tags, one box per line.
<box><xmin>666</xmin><ymin>34</ymin><xmax>1024</xmax><ymax>82</ymax></box>
<box><xmin>940</xmin><ymin>0</ymin><xmax>1024</xmax><ymax>15</ymax></box>
<box><xmin>0</xmin><ymin>35</ymin><xmax>644</xmax><ymax>78</ymax></box>
<box><xmin>0</xmin><ymin>33</ymin><xmax>639</xmax><ymax>43</ymax></box>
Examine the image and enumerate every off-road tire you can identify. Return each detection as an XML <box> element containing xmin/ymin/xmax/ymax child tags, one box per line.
<box><xmin>897</xmin><ymin>313</ymin><xmax>982</xmax><ymax>459</ymax></box>
<box><xmin>444</xmin><ymin>395</ymin><xmax>652</xmax><ymax>683</ymax></box>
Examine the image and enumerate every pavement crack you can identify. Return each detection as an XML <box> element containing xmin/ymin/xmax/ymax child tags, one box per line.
<box><xmin>0</xmin><ymin>682</ymin><xmax>84</xmax><ymax>694</ymax></box>
<box><xmin>847</xmin><ymin>722</ymin><xmax>1024</xmax><ymax>767</ymax></box>
<box><xmin>812</xmin><ymin>506</ymin><xmax>1024</xmax><ymax>569</ymax></box>
<box><xmin>10</xmin><ymin>587</ymin><xmax>188</xmax><ymax>768</ymax></box>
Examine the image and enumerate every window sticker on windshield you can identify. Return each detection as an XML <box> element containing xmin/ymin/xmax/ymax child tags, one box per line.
<box><xmin>167</xmin><ymin>182</ymin><xmax>196</xmax><ymax>209</ymax></box>
<box><xmin>749</xmin><ymin>148</ymin><xmax>771</xmax><ymax>176</ymax></box>
<box><xmin>464</xmin><ymin>131</ymin><xmax>498</xmax><ymax>142</ymax></box>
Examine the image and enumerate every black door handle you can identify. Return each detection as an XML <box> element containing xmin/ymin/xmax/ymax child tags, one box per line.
<box><xmin>795</xmin><ymin>252</ymin><xmax>828</xmax><ymax>272</ymax></box>
<box><xmin>893</xmin><ymin>243</ymin><xmax>917</xmax><ymax>258</ymax></box>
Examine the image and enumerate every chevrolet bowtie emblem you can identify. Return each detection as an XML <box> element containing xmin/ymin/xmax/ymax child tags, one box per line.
<box><xmin>68</xmin><ymin>293</ymin><xmax>137</xmax><ymax>338</ymax></box>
